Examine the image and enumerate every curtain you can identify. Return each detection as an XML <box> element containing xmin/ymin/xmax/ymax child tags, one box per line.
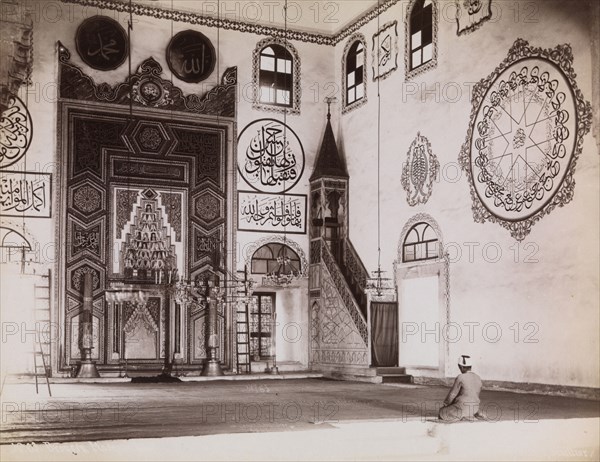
<box><xmin>371</xmin><ymin>302</ymin><xmax>398</xmax><ymax>367</ymax></box>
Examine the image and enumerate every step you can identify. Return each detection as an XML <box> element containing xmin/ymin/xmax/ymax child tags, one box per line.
<box><xmin>379</xmin><ymin>374</ymin><xmax>413</xmax><ymax>384</ymax></box>
<box><xmin>376</xmin><ymin>367</ymin><xmax>406</xmax><ymax>375</ymax></box>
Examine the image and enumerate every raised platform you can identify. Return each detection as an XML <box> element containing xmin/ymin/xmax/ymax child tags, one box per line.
<box><xmin>1</xmin><ymin>371</ymin><xmax>323</xmax><ymax>385</ymax></box>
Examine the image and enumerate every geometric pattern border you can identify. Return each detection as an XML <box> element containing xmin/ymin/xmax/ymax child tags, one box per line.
<box><xmin>58</xmin><ymin>43</ymin><xmax>237</xmax><ymax>118</ymax></box>
<box><xmin>61</xmin><ymin>0</ymin><xmax>404</xmax><ymax>46</ymax></box>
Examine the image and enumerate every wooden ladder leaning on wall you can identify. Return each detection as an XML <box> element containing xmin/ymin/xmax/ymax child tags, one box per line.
<box><xmin>33</xmin><ymin>269</ymin><xmax>52</xmax><ymax>396</ymax></box>
<box><xmin>236</xmin><ymin>295</ymin><xmax>252</xmax><ymax>374</ymax></box>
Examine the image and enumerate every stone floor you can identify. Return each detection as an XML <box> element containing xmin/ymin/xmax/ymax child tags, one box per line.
<box><xmin>1</xmin><ymin>378</ymin><xmax>598</xmax><ymax>461</ymax></box>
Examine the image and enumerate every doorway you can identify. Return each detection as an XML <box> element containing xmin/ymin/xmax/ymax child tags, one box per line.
<box><xmin>249</xmin><ymin>293</ymin><xmax>275</xmax><ymax>360</ymax></box>
<box><xmin>370</xmin><ymin>301</ymin><xmax>398</xmax><ymax>367</ymax></box>
<box><xmin>395</xmin><ymin>214</ymin><xmax>449</xmax><ymax>377</ymax></box>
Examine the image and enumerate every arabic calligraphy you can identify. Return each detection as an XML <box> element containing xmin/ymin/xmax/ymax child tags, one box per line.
<box><xmin>466</xmin><ymin>0</ymin><xmax>483</xmax><ymax>15</ymax></box>
<box><xmin>75</xmin><ymin>16</ymin><xmax>128</xmax><ymax>71</ymax></box>
<box><xmin>245</xmin><ymin>126</ymin><xmax>297</xmax><ymax>186</ymax></box>
<box><xmin>87</xmin><ymin>30</ymin><xmax>119</xmax><ymax>61</ymax></box>
<box><xmin>0</xmin><ymin>172</ymin><xmax>51</xmax><ymax>217</ymax></box>
<box><xmin>379</xmin><ymin>34</ymin><xmax>391</xmax><ymax>66</ymax></box>
<box><xmin>456</xmin><ymin>0</ymin><xmax>491</xmax><ymax>35</ymax></box>
<box><xmin>372</xmin><ymin>21</ymin><xmax>398</xmax><ymax>81</ymax></box>
<box><xmin>238</xmin><ymin>192</ymin><xmax>306</xmax><ymax>234</ymax></box>
<box><xmin>238</xmin><ymin>120</ymin><xmax>305</xmax><ymax>194</ymax></box>
<box><xmin>74</xmin><ymin>228</ymin><xmax>100</xmax><ymax>252</ymax></box>
<box><xmin>167</xmin><ymin>30</ymin><xmax>216</xmax><ymax>83</ymax></box>
<box><xmin>471</xmin><ymin>60</ymin><xmax>576</xmax><ymax>219</ymax></box>
<box><xmin>0</xmin><ymin>96</ymin><xmax>32</xmax><ymax>169</ymax></box>
<box><xmin>180</xmin><ymin>43</ymin><xmax>207</xmax><ymax>75</ymax></box>
<box><xmin>112</xmin><ymin>159</ymin><xmax>186</xmax><ymax>181</ymax></box>
<box><xmin>197</xmin><ymin>236</ymin><xmax>219</xmax><ymax>253</ymax></box>
<box><xmin>401</xmin><ymin>133</ymin><xmax>439</xmax><ymax>207</ymax></box>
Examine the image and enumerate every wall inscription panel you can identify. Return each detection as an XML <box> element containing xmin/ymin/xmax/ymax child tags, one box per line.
<box><xmin>0</xmin><ymin>171</ymin><xmax>51</xmax><ymax>218</ymax></box>
<box><xmin>459</xmin><ymin>39</ymin><xmax>592</xmax><ymax>240</ymax></box>
<box><xmin>237</xmin><ymin>119</ymin><xmax>305</xmax><ymax>194</ymax></box>
<box><xmin>238</xmin><ymin>191</ymin><xmax>306</xmax><ymax>234</ymax></box>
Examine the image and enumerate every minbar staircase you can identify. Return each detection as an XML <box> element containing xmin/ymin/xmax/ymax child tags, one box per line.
<box><xmin>327</xmin><ymin>240</ymin><xmax>414</xmax><ymax>384</ymax></box>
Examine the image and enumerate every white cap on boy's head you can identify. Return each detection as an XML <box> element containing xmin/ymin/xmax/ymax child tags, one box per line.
<box><xmin>458</xmin><ymin>355</ymin><xmax>472</xmax><ymax>367</ymax></box>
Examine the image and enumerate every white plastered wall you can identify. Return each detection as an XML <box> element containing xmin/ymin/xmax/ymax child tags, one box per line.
<box><xmin>334</xmin><ymin>0</ymin><xmax>599</xmax><ymax>388</ymax></box>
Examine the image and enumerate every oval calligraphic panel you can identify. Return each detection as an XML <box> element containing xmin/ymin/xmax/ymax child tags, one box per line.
<box><xmin>0</xmin><ymin>95</ymin><xmax>33</xmax><ymax>169</ymax></box>
<box><xmin>167</xmin><ymin>30</ymin><xmax>216</xmax><ymax>83</ymax></box>
<box><xmin>238</xmin><ymin>119</ymin><xmax>305</xmax><ymax>194</ymax></box>
<box><xmin>75</xmin><ymin>16</ymin><xmax>128</xmax><ymax>71</ymax></box>
<box><xmin>470</xmin><ymin>58</ymin><xmax>576</xmax><ymax>222</ymax></box>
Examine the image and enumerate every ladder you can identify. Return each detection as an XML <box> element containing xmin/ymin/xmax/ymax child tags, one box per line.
<box><xmin>236</xmin><ymin>301</ymin><xmax>251</xmax><ymax>374</ymax></box>
<box><xmin>33</xmin><ymin>270</ymin><xmax>52</xmax><ymax>396</ymax></box>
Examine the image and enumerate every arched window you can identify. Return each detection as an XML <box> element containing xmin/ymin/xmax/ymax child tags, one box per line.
<box><xmin>406</xmin><ymin>0</ymin><xmax>437</xmax><ymax>79</ymax></box>
<box><xmin>259</xmin><ymin>45</ymin><xmax>292</xmax><ymax>106</ymax></box>
<box><xmin>251</xmin><ymin>242</ymin><xmax>301</xmax><ymax>275</ymax></box>
<box><xmin>342</xmin><ymin>35</ymin><xmax>367</xmax><ymax>112</ymax></box>
<box><xmin>402</xmin><ymin>222</ymin><xmax>439</xmax><ymax>262</ymax></box>
<box><xmin>253</xmin><ymin>38</ymin><xmax>300</xmax><ymax>114</ymax></box>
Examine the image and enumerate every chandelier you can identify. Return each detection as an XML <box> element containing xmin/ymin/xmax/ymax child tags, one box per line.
<box><xmin>365</xmin><ymin>267</ymin><xmax>392</xmax><ymax>297</ymax></box>
<box><xmin>264</xmin><ymin>254</ymin><xmax>301</xmax><ymax>287</ymax></box>
<box><xmin>171</xmin><ymin>278</ymin><xmax>208</xmax><ymax>307</ymax></box>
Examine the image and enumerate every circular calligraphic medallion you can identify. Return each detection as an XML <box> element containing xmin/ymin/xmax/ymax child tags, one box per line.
<box><xmin>238</xmin><ymin>119</ymin><xmax>305</xmax><ymax>194</ymax></box>
<box><xmin>470</xmin><ymin>58</ymin><xmax>577</xmax><ymax>222</ymax></box>
<box><xmin>75</xmin><ymin>16</ymin><xmax>128</xmax><ymax>71</ymax></box>
<box><xmin>0</xmin><ymin>95</ymin><xmax>33</xmax><ymax>169</ymax></box>
<box><xmin>167</xmin><ymin>30</ymin><xmax>216</xmax><ymax>83</ymax></box>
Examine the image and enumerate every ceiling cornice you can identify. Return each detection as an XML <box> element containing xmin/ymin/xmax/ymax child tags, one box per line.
<box><xmin>60</xmin><ymin>0</ymin><xmax>401</xmax><ymax>46</ymax></box>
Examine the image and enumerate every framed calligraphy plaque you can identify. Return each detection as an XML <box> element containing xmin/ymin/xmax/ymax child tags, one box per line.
<box><xmin>372</xmin><ymin>21</ymin><xmax>398</xmax><ymax>81</ymax></box>
<box><xmin>238</xmin><ymin>119</ymin><xmax>305</xmax><ymax>194</ymax></box>
<box><xmin>0</xmin><ymin>171</ymin><xmax>51</xmax><ymax>218</ymax></box>
<box><xmin>238</xmin><ymin>191</ymin><xmax>306</xmax><ymax>234</ymax></box>
<box><xmin>455</xmin><ymin>0</ymin><xmax>492</xmax><ymax>35</ymax></box>
<box><xmin>75</xmin><ymin>16</ymin><xmax>128</xmax><ymax>71</ymax></box>
<box><xmin>166</xmin><ymin>30</ymin><xmax>216</xmax><ymax>83</ymax></box>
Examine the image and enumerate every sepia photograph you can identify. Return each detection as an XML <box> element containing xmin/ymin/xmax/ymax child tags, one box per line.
<box><xmin>0</xmin><ymin>0</ymin><xmax>598</xmax><ymax>460</ymax></box>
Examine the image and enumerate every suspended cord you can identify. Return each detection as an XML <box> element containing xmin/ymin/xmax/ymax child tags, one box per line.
<box><xmin>127</xmin><ymin>0</ymin><xmax>133</xmax><ymax>196</ymax></box>
<box><xmin>217</xmin><ymin>0</ymin><xmax>221</xmax><ymax>280</ymax></box>
<box><xmin>128</xmin><ymin>0</ymin><xmax>133</xmax><ymax>121</ymax></box>
<box><xmin>376</xmin><ymin>0</ymin><xmax>382</xmax><ymax>277</ymax></box>
<box><xmin>282</xmin><ymin>0</ymin><xmax>288</xmax><ymax>269</ymax></box>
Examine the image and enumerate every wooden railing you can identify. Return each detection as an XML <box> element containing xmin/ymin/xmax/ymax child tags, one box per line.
<box><xmin>341</xmin><ymin>239</ymin><xmax>369</xmax><ymax>319</ymax></box>
<box><xmin>319</xmin><ymin>239</ymin><xmax>368</xmax><ymax>345</ymax></box>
